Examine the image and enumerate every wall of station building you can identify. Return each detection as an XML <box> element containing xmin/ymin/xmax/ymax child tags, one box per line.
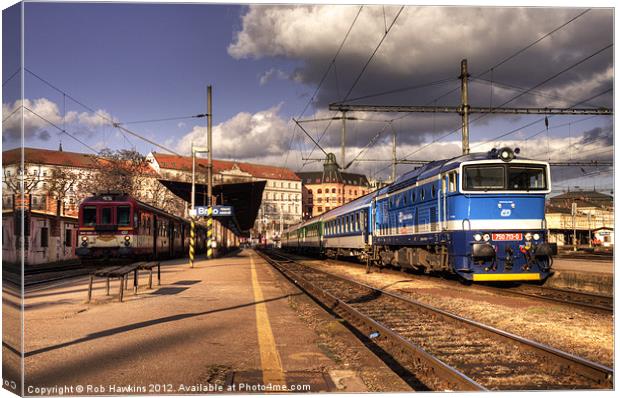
<box><xmin>2</xmin><ymin>210</ymin><xmax>79</xmax><ymax>267</ymax></box>
<box><xmin>303</xmin><ymin>183</ymin><xmax>371</xmax><ymax>217</ymax></box>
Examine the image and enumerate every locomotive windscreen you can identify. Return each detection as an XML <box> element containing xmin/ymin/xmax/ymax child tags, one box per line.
<box><xmin>463</xmin><ymin>163</ymin><xmax>547</xmax><ymax>191</ymax></box>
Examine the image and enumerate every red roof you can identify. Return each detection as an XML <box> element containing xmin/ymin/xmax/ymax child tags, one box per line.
<box><xmin>152</xmin><ymin>152</ymin><xmax>300</xmax><ymax>181</ymax></box>
<box><xmin>3</xmin><ymin>147</ymin><xmax>159</xmax><ymax>177</ymax></box>
<box><xmin>3</xmin><ymin>147</ymin><xmax>101</xmax><ymax>168</ymax></box>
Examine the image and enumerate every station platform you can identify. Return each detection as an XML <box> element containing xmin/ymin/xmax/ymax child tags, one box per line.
<box><xmin>21</xmin><ymin>249</ymin><xmax>409</xmax><ymax>394</ymax></box>
<box><xmin>545</xmin><ymin>257</ymin><xmax>614</xmax><ymax>295</ymax></box>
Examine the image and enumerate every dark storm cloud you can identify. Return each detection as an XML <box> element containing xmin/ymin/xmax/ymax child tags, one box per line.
<box><xmin>579</xmin><ymin>126</ymin><xmax>613</xmax><ymax>146</ymax></box>
<box><xmin>230</xmin><ymin>6</ymin><xmax>613</xmax><ymax>147</ymax></box>
<box><xmin>37</xmin><ymin>130</ymin><xmax>51</xmax><ymax>141</ymax></box>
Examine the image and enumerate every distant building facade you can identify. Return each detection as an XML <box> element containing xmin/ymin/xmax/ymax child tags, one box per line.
<box><xmin>147</xmin><ymin>152</ymin><xmax>302</xmax><ymax>243</ymax></box>
<box><xmin>297</xmin><ymin>153</ymin><xmax>371</xmax><ymax>218</ymax></box>
<box><xmin>545</xmin><ymin>190</ymin><xmax>614</xmax><ymax>248</ymax></box>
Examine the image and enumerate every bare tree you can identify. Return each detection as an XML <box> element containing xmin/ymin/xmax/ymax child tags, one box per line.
<box><xmin>80</xmin><ymin>148</ymin><xmax>185</xmax><ymax>216</ymax></box>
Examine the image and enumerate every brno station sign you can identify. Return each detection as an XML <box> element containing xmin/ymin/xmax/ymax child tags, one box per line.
<box><xmin>190</xmin><ymin>206</ymin><xmax>233</xmax><ymax>217</ymax></box>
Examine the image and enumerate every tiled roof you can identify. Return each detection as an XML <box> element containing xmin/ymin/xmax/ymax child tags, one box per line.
<box><xmin>151</xmin><ymin>152</ymin><xmax>300</xmax><ymax>181</ymax></box>
<box><xmin>3</xmin><ymin>147</ymin><xmax>160</xmax><ymax>177</ymax></box>
<box><xmin>3</xmin><ymin>147</ymin><xmax>101</xmax><ymax>168</ymax></box>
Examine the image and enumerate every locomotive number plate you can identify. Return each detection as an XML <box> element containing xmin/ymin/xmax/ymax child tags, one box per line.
<box><xmin>492</xmin><ymin>233</ymin><xmax>522</xmax><ymax>241</ymax></box>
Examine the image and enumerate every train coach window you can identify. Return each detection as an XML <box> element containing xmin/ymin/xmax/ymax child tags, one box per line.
<box><xmin>411</xmin><ymin>190</ymin><xmax>416</xmax><ymax>203</ymax></box>
<box><xmin>420</xmin><ymin>188</ymin><xmax>425</xmax><ymax>201</ymax></box>
<box><xmin>431</xmin><ymin>185</ymin><xmax>437</xmax><ymax>198</ymax></box>
<box><xmin>83</xmin><ymin>206</ymin><xmax>97</xmax><ymax>226</ymax></box>
<box><xmin>117</xmin><ymin>206</ymin><xmax>131</xmax><ymax>226</ymax></box>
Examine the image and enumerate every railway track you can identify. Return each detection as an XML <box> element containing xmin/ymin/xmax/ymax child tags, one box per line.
<box><xmin>258</xmin><ymin>249</ymin><xmax>613</xmax><ymax>391</ymax></box>
<box><xmin>495</xmin><ymin>284</ymin><xmax>613</xmax><ymax>313</ymax></box>
<box><xmin>285</xmin><ymin>252</ymin><xmax>613</xmax><ymax>313</ymax></box>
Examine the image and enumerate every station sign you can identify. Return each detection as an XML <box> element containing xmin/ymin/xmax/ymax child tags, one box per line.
<box><xmin>190</xmin><ymin>205</ymin><xmax>233</xmax><ymax>217</ymax></box>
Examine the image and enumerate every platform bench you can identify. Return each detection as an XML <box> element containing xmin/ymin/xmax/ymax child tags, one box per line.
<box><xmin>137</xmin><ymin>261</ymin><xmax>161</xmax><ymax>289</ymax></box>
<box><xmin>87</xmin><ymin>264</ymin><xmax>139</xmax><ymax>303</ymax></box>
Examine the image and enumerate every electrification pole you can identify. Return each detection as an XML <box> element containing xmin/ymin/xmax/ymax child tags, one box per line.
<box><xmin>190</xmin><ymin>142</ymin><xmax>196</xmax><ymax>268</ymax></box>
<box><xmin>460</xmin><ymin>59</ymin><xmax>470</xmax><ymax>155</ymax></box>
<box><xmin>391</xmin><ymin>127</ymin><xmax>397</xmax><ymax>182</ymax></box>
<box><xmin>207</xmin><ymin>85</ymin><xmax>214</xmax><ymax>260</ymax></box>
<box><xmin>341</xmin><ymin>111</ymin><xmax>347</xmax><ymax>167</ymax></box>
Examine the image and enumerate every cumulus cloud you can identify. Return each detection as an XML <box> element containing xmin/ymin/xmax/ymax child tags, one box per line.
<box><xmin>229</xmin><ymin>6</ymin><xmax>612</xmax><ymax>109</ymax></box>
<box><xmin>176</xmin><ymin>103</ymin><xmax>292</xmax><ymax>158</ymax></box>
<box><xmin>259</xmin><ymin>68</ymin><xmax>290</xmax><ymax>85</ymax></box>
<box><xmin>2</xmin><ymin>97</ymin><xmax>117</xmax><ymax>143</ymax></box>
<box><xmin>3</xmin><ymin>98</ymin><xmax>63</xmax><ymax>142</ymax></box>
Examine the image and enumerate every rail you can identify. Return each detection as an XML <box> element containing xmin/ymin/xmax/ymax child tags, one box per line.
<box><xmin>258</xmin><ymin>249</ymin><xmax>613</xmax><ymax>391</ymax></box>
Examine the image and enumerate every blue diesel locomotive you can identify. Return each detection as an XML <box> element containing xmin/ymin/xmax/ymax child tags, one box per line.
<box><xmin>282</xmin><ymin>147</ymin><xmax>554</xmax><ymax>282</ymax></box>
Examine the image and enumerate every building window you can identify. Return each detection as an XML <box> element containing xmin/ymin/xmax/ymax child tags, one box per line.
<box><xmin>318</xmin><ymin>189</ymin><xmax>322</xmax><ymax>194</ymax></box>
<box><xmin>40</xmin><ymin>227</ymin><xmax>49</xmax><ymax>248</ymax></box>
<box><xmin>318</xmin><ymin>207</ymin><xmax>323</xmax><ymax>212</ymax></box>
<box><xmin>65</xmin><ymin>229</ymin><xmax>72</xmax><ymax>247</ymax></box>
<box><xmin>332</xmin><ymin>188</ymin><xmax>336</xmax><ymax>193</ymax></box>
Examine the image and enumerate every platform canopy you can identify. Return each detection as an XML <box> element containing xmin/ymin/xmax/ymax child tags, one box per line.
<box><xmin>159</xmin><ymin>179</ymin><xmax>266</xmax><ymax>236</ymax></box>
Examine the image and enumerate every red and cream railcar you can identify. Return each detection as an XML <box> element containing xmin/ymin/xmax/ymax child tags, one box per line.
<box><xmin>76</xmin><ymin>193</ymin><xmax>203</xmax><ymax>259</ymax></box>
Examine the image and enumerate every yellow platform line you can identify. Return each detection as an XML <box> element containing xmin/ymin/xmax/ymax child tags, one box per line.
<box><xmin>250</xmin><ymin>255</ymin><xmax>286</xmax><ymax>386</ymax></box>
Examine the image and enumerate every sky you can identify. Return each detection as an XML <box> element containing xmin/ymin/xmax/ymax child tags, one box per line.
<box><xmin>1</xmin><ymin>1</ymin><xmax>615</xmax><ymax>193</ymax></box>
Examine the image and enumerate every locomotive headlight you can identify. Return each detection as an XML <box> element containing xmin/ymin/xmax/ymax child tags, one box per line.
<box><xmin>483</xmin><ymin>233</ymin><xmax>491</xmax><ymax>242</ymax></box>
<box><xmin>525</xmin><ymin>233</ymin><xmax>533</xmax><ymax>241</ymax></box>
<box><xmin>533</xmin><ymin>233</ymin><xmax>541</xmax><ymax>241</ymax></box>
<box><xmin>124</xmin><ymin>236</ymin><xmax>131</xmax><ymax>241</ymax></box>
<box><xmin>124</xmin><ymin>236</ymin><xmax>131</xmax><ymax>246</ymax></box>
<box><xmin>473</xmin><ymin>233</ymin><xmax>482</xmax><ymax>241</ymax></box>
<box><xmin>81</xmin><ymin>236</ymin><xmax>88</xmax><ymax>242</ymax></box>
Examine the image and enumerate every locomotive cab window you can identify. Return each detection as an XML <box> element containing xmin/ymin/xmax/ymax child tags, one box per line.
<box><xmin>507</xmin><ymin>166</ymin><xmax>547</xmax><ymax>191</ymax></box>
<box><xmin>463</xmin><ymin>165</ymin><xmax>504</xmax><ymax>190</ymax></box>
<box><xmin>463</xmin><ymin>164</ymin><xmax>547</xmax><ymax>191</ymax></box>
<box><xmin>83</xmin><ymin>206</ymin><xmax>97</xmax><ymax>226</ymax></box>
<box><xmin>117</xmin><ymin>206</ymin><xmax>131</xmax><ymax>226</ymax></box>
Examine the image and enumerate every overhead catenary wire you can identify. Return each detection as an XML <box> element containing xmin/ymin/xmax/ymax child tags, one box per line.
<box><xmin>296</xmin><ymin>6</ymin><xmax>365</xmax><ymax>167</ymax></box>
<box><xmin>23</xmin><ymin>106</ymin><xmax>100</xmax><ymax>154</ymax></box>
<box><xmin>470</xmin><ymin>86</ymin><xmax>613</xmax><ymax>151</ymax></box>
<box><xmin>362</xmin><ymin>8</ymin><xmax>596</xmax><ymax>165</ymax></box>
<box><xmin>2</xmin><ymin>68</ymin><xmax>20</xmax><ymax>87</ymax></box>
<box><xmin>341</xmin><ymin>5</ymin><xmax>406</xmax><ymax>102</ymax></box>
<box><xmin>24</xmin><ymin>67</ymin><xmax>182</xmax><ymax>156</ymax></box>
<box><xmin>302</xmin><ymin>5</ymin><xmax>405</xmax><ymax>167</ymax></box>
